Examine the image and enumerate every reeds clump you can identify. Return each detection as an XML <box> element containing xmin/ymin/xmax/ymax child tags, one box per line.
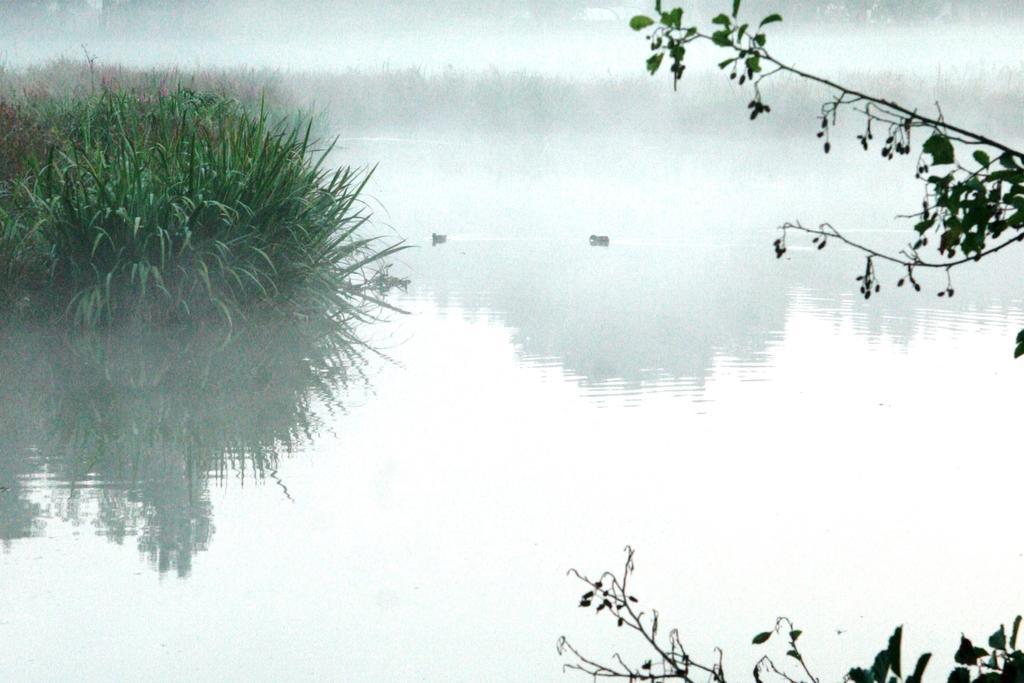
<box><xmin>0</xmin><ymin>87</ymin><xmax>400</xmax><ymax>326</ymax></box>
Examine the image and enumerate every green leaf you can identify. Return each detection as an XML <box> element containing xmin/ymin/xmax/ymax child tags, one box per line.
<box><xmin>888</xmin><ymin>627</ymin><xmax>903</xmax><ymax>678</ymax></box>
<box><xmin>790</xmin><ymin>630</ymin><xmax>803</xmax><ymax>642</ymax></box>
<box><xmin>646</xmin><ymin>53</ymin><xmax>664</xmax><ymax>75</ymax></box>
<box><xmin>787</xmin><ymin>650</ymin><xmax>803</xmax><ymax>661</ymax></box>
<box><xmin>923</xmin><ymin>134</ymin><xmax>956</xmax><ymax>166</ymax></box>
<box><xmin>760</xmin><ymin>13</ymin><xmax>783</xmax><ymax>26</ymax></box>
<box><xmin>711</xmin><ymin>29</ymin><xmax>732</xmax><ymax>46</ymax></box>
<box><xmin>712</xmin><ymin>13</ymin><xmax>732</xmax><ymax>25</ymax></box>
<box><xmin>718</xmin><ymin>57</ymin><xmax>738</xmax><ymax>69</ymax></box>
<box><xmin>753</xmin><ymin>632</ymin><xmax>772</xmax><ymax>645</ymax></box>
<box><xmin>849</xmin><ymin>668</ymin><xmax>873</xmax><ymax>683</ymax></box>
<box><xmin>732</xmin><ymin>0</ymin><xmax>742</xmax><ymax>17</ymax></box>
<box><xmin>1015</xmin><ymin>341</ymin><xmax>1024</xmax><ymax>359</ymax></box>
<box><xmin>999</xmin><ymin>153</ymin><xmax>1021</xmax><ymax>170</ymax></box>
<box><xmin>990</xmin><ymin>626</ymin><xmax>1007</xmax><ymax>651</ymax></box>
<box><xmin>659</xmin><ymin>8</ymin><xmax>681</xmax><ymax>27</ymax></box>
<box><xmin>973</xmin><ymin>150</ymin><xmax>991</xmax><ymax>166</ymax></box>
<box><xmin>630</xmin><ymin>15</ymin><xmax>655</xmax><ymax>30</ymax></box>
<box><xmin>1012</xmin><ymin>616</ymin><xmax>1022</xmax><ymax>648</ymax></box>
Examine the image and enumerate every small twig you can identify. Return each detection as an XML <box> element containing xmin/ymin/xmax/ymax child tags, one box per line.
<box><xmin>780</xmin><ymin>221</ymin><xmax>1024</xmax><ymax>270</ymax></box>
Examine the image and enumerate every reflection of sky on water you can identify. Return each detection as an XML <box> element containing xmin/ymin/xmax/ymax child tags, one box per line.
<box><xmin>1</xmin><ymin>270</ymin><xmax>1021</xmax><ymax>680</ymax></box>
<box><xmin>389</xmin><ymin>235</ymin><xmax>1022</xmax><ymax>407</ymax></box>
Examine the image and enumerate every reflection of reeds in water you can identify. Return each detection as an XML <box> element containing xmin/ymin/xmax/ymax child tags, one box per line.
<box><xmin>0</xmin><ymin>314</ymin><xmax>362</xmax><ymax>576</ymax></box>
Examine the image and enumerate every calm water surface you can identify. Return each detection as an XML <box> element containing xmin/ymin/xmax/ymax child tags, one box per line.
<box><xmin>1</xmin><ymin>134</ymin><xmax>1022</xmax><ymax>681</ymax></box>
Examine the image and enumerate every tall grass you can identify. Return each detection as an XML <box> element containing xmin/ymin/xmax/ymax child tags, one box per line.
<box><xmin>0</xmin><ymin>86</ymin><xmax>403</xmax><ymax>327</ymax></box>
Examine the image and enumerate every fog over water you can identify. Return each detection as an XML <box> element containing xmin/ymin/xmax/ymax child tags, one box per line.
<box><xmin>1</xmin><ymin>3</ymin><xmax>1023</xmax><ymax>682</ymax></box>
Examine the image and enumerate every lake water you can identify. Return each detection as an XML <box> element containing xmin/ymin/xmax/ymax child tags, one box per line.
<box><xmin>1</xmin><ymin>129</ymin><xmax>1022</xmax><ymax>681</ymax></box>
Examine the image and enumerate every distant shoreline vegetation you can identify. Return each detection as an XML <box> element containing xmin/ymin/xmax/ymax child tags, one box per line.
<box><xmin>5</xmin><ymin>59</ymin><xmax>1021</xmax><ymax>141</ymax></box>
<box><xmin>0</xmin><ymin>67</ymin><xmax>404</xmax><ymax>329</ymax></box>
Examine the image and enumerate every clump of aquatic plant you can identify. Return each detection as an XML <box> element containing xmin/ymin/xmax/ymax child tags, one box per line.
<box><xmin>1</xmin><ymin>87</ymin><xmax>401</xmax><ymax>326</ymax></box>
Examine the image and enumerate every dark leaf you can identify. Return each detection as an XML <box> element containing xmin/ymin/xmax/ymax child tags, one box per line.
<box><xmin>760</xmin><ymin>13</ymin><xmax>783</xmax><ymax>26</ymax></box>
<box><xmin>753</xmin><ymin>632</ymin><xmax>772</xmax><ymax>645</ymax></box>
<box><xmin>955</xmin><ymin>637</ymin><xmax>980</xmax><ymax>665</ymax></box>
<box><xmin>999</xmin><ymin>153</ymin><xmax>1021</xmax><ymax>170</ymax></box>
<box><xmin>1002</xmin><ymin>658</ymin><xmax>1024</xmax><ymax>683</ymax></box>
<box><xmin>991</xmin><ymin>626</ymin><xmax>1008</xmax><ymax>651</ymax></box>
<box><xmin>923</xmin><ymin>134</ymin><xmax>955</xmax><ymax>166</ymax></box>
<box><xmin>949</xmin><ymin>668</ymin><xmax>970</xmax><ymax>683</ymax></box>
<box><xmin>888</xmin><ymin>626</ymin><xmax>904</xmax><ymax>678</ymax></box>
<box><xmin>906</xmin><ymin>653</ymin><xmax>932</xmax><ymax>683</ymax></box>
<box><xmin>873</xmin><ymin>649</ymin><xmax>891</xmax><ymax>683</ymax></box>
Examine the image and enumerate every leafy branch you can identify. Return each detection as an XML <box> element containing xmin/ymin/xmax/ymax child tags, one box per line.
<box><xmin>630</xmin><ymin>1</ymin><xmax>1024</xmax><ymax>357</ymax></box>
<box><xmin>560</xmin><ymin>548</ymin><xmax>1023</xmax><ymax>683</ymax></box>
<box><xmin>558</xmin><ymin>546</ymin><xmax>728</xmax><ymax>681</ymax></box>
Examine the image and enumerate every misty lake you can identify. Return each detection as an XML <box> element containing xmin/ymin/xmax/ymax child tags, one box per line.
<box><xmin>2</xmin><ymin>8</ymin><xmax>1024</xmax><ymax>680</ymax></box>
<box><xmin>1</xmin><ymin>127</ymin><xmax>1021</xmax><ymax>680</ymax></box>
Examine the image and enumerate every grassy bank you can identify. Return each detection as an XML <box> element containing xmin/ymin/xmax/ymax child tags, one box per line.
<box><xmin>0</xmin><ymin>71</ymin><xmax>402</xmax><ymax>328</ymax></box>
